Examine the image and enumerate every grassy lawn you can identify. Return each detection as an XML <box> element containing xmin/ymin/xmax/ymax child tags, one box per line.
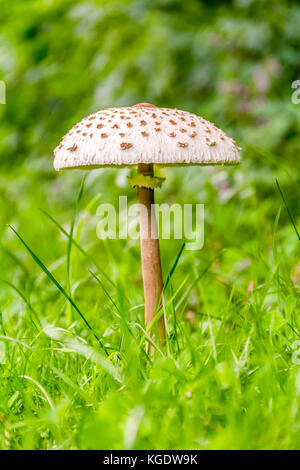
<box><xmin>0</xmin><ymin>153</ymin><xmax>299</xmax><ymax>450</ymax></box>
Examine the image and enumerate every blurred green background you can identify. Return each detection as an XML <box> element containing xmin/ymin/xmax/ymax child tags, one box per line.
<box><xmin>0</xmin><ymin>0</ymin><xmax>300</xmax><ymax>450</ymax></box>
<box><xmin>1</xmin><ymin>0</ymin><xmax>299</xmax><ymax>233</ymax></box>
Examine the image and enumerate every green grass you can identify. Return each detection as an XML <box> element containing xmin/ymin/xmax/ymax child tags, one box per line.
<box><xmin>0</xmin><ymin>158</ymin><xmax>299</xmax><ymax>450</ymax></box>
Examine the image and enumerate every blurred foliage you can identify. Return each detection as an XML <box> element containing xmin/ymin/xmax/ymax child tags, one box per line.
<box><xmin>1</xmin><ymin>0</ymin><xmax>299</xmax><ymax>223</ymax></box>
<box><xmin>1</xmin><ymin>0</ymin><xmax>300</xmax><ymax>168</ymax></box>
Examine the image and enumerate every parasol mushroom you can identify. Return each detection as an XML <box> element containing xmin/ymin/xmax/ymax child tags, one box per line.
<box><xmin>53</xmin><ymin>103</ymin><xmax>241</xmax><ymax>347</ymax></box>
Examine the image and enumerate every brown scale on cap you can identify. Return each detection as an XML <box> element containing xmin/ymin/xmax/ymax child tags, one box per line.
<box><xmin>82</xmin><ymin>132</ymin><xmax>87</xmax><ymax>136</ymax></box>
<box><xmin>188</xmin><ymin>122</ymin><xmax>196</xmax><ymax>127</ymax></box>
<box><xmin>126</xmin><ymin>122</ymin><xmax>133</xmax><ymax>128</ymax></box>
<box><xmin>189</xmin><ymin>131</ymin><xmax>197</xmax><ymax>138</ymax></box>
<box><xmin>140</xmin><ymin>120</ymin><xmax>147</xmax><ymax>126</ymax></box>
<box><xmin>180</xmin><ymin>128</ymin><xmax>187</xmax><ymax>133</ymax></box>
<box><xmin>169</xmin><ymin>119</ymin><xmax>177</xmax><ymax>125</ymax></box>
<box><xmin>86</xmin><ymin>123</ymin><xmax>92</xmax><ymax>128</ymax></box>
<box><xmin>205</xmin><ymin>137</ymin><xmax>216</xmax><ymax>147</ymax></box>
<box><xmin>154</xmin><ymin>128</ymin><xmax>161</xmax><ymax>132</ymax></box>
<box><xmin>97</xmin><ymin>124</ymin><xmax>103</xmax><ymax>129</ymax></box>
<box><xmin>120</xmin><ymin>142</ymin><xmax>133</xmax><ymax>150</ymax></box>
<box><xmin>119</xmin><ymin>133</ymin><xmax>125</xmax><ymax>137</ymax></box>
<box><xmin>169</xmin><ymin>132</ymin><xmax>176</xmax><ymax>137</ymax></box>
<box><xmin>112</xmin><ymin>124</ymin><xmax>119</xmax><ymax>129</ymax></box>
<box><xmin>177</xmin><ymin>142</ymin><xmax>188</xmax><ymax>148</ymax></box>
<box><xmin>67</xmin><ymin>144</ymin><xmax>78</xmax><ymax>151</ymax></box>
<box><xmin>141</xmin><ymin>131</ymin><xmax>149</xmax><ymax>137</ymax></box>
<box><xmin>101</xmin><ymin>133</ymin><xmax>108</xmax><ymax>138</ymax></box>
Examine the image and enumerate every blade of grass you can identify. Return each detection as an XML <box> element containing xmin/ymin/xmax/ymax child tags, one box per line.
<box><xmin>275</xmin><ymin>178</ymin><xmax>300</xmax><ymax>241</ymax></box>
<box><xmin>89</xmin><ymin>270</ymin><xmax>150</xmax><ymax>361</ymax></box>
<box><xmin>177</xmin><ymin>249</ymin><xmax>225</xmax><ymax>314</ymax></box>
<box><xmin>163</xmin><ymin>241</ymin><xmax>185</xmax><ymax>292</ymax></box>
<box><xmin>89</xmin><ymin>269</ymin><xmax>120</xmax><ymax>317</ymax></box>
<box><xmin>8</xmin><ymin>225</ymin><xmax>107</xmax><ymax>354</ymax></box>
<box><xmin>39</xmin><ymin>208</ymin><xmax>117</xmax><ymax>289</ymax></box>
<box><xmin>169</xmin><ymin>280</ymin><xmax>180</xmax><ymax>354</ymax></box>
<box><xmin>0</xmin><ymin>280</ymin><xmax>40</xmax><ymax>331</ymax></box>
<box><xmin>240</xmin><ymin>141</ymin><xmax>292</xmax><ymax>178</ymax></box>
<box><xmin>162</xmin><ymin>242</ymin><xmax>185</xmax><ymax>350</ymax></box>
<box><xmin>135</xmin><ymin>322</ymin><xmax>164</xmax><ymax>357</ymax></box>
<box><xmin>47</xmin><ymin>364</ymin><xmax>91</xmax><ymax>402</ymax></box>
<box><xmin>19</xmin><ymin>375</ymin><xmax>54</xmax><ymax>409</ymax></box>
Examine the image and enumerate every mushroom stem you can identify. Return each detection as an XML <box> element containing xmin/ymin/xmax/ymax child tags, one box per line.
<box><xmin>138</xmin><ymin>163</ymin><xmax>165</xmax><ymax>346</ymax></box>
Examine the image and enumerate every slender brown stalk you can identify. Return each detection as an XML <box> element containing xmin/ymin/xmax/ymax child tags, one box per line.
<box><xmin>137</xmin><ymin>163</ymin><xmax>165</xmax><ymax>346</ymax></box>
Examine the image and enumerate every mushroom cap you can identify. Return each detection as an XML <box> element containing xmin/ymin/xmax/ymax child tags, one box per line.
<box><xmin>54</xmin><ymin>103</ymin><xmax>241</xmax><ymax>170</ymax></box>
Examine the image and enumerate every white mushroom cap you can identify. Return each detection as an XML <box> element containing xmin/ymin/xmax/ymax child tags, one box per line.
<box><xmin>54</xmin><ymin>103</ymin><xmax>241</xmax><ymax>170</ymax></box>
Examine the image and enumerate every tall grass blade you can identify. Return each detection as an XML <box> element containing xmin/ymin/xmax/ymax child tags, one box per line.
<box><xmin>89</xmin><ymin>270</ymin><xmax>120</xmax><ymax>316</ymax></box>
<box><xmin>9</xmin><ymin>225</ymin><xmax>107</xmax><ymax>353</ymax></box>
<box><xmin>275</xmin><ymin>178</ymin><xmax>300</xmax><ymax>241</ymax></box>
<box><xmin>39</xmin><ymin>208</ymin><xmax>117</xmax><ymax>288</ymax></box>
<box><xmin>19</xmin><ymin>375</ymin><xmax>54</xmax><ymax>408</ymax></box>
<box><xmin>163</xmin><ymin>242</ymin><xmax>185</xmax><ymax>292</ymax></box>
<box><xmin>0</xmin><ymin>280</ymin><xmax>40</xmax><ymax>331</ymax></box>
